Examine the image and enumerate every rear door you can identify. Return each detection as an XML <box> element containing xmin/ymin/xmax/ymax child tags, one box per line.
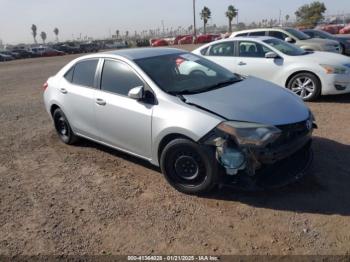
<box><xmin>204</xmin><ymin>41</ymin><xmax>238</xmax><ymax>72</ymax></box>
<box><xmin>94</xmin><ymin>59</ymin><xmax>153</xmax><ymax>159</ymax></box>
<box><xmin>59</xmin><ymin>59</ymin><xmax>100</xmax><ymax>139</ymax></box>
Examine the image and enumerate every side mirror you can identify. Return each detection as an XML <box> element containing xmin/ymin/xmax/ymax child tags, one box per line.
<box><xmin>285</xmin><ymin>37</ymin><xmax>294</xmax><ymax>43</ymax></box>
<box><xmin>128</xmin><ymin>86</ymin><xmax>144</xmax><ymax>100</ymax></box>
<box><xmin>265</xmin><ymin>51</ymin><xmax>279</xmax><ymax>59</ymax></box>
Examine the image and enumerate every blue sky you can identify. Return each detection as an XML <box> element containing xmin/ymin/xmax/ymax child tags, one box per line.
<box><xmin>0</xmin><ymin>0</ymin><xmax>349</xmax><ymax>44</ymax></box>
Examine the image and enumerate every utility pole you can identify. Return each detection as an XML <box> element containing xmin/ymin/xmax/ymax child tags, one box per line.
<box><xmin>161</xmin><ymin>20</ymin><xmax>165</xmax><ymax>36</ymax></box>
<box><xmin>193</xmin><ymin>0</ymin><xmax>197</xmax><ymax>37</ymax></box>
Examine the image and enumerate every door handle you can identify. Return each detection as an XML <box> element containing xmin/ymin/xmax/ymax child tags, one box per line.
<box><xmin>238</xmin><ymin>61</ymin><xmax>247</xmax><ymax>66</ymax></box>
<box><xmin>60</xmin><ymin>88</ymin><xmax>68</xmax><ymax>94</ymax></box>
<box><xmin>96</xmin><ymin>98</ymin><xmax>106</xmax><ymax>106</ymax></box>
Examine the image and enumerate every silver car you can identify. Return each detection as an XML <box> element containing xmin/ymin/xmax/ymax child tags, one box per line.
<box><xmin>231</xmin><ymin>28</ymin><xmax>341</xmax><ymax>53</ymax></box>
<box><xmin>43</xmin><ymin>48</ymin><xmax>316</xmax><ymax>194</ymax></box>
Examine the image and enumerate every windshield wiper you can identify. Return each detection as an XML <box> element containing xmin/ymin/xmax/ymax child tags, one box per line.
<box><xmin>193</xmin><ymin>78</ymin><xmax>242</xmax><ymax>94</ymax></box>
<box><xmin>168</xmin><ymin>78</ymin><xmax>242</xmax><ymax>96</ymax></box>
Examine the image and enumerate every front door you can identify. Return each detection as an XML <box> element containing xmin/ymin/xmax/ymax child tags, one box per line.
<box><xmin>94</xmin><ymin>59</ymin><xmax>153</xmax><ymax>159</ymax></box>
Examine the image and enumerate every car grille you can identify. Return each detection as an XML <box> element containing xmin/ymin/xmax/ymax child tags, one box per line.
<box><xmin>270</xmin><ymin>120</ymin><xmax>310</xmax><ymax>148</ymax></box>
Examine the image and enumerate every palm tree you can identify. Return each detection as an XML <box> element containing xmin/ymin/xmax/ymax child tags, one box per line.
<box><xmin>31</xmin><ymin>24</ymin><xmax>38</xmax><ymax>44</ymax></box>
<box><xmin>53</xmin><ymin>28</ymin><xmax>59</xmax><ymax>42</ymax></box>
<box><xmin>285</xmin><ymin>14</ymin><xmax>290</xmax><ymax>25</ymax></box>
<box><xmin>40</xmin><ymin>31</ymin><xmax>47</xmax><ymax>44</ymax></box>
<box><xmin>200</xmin><ymin>6</ymin><xmax>211</xmax><ymax>34</ymax></box>
<box><xmin>225</xmin><ymin>5</ymin><xmax>238</xmax><ymax>32</ymax></box>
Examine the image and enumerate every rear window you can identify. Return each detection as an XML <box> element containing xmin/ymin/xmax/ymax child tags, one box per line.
<box><xmin>72</xmin><ymin>59</ymin><xmax>98</xmax><ymax>87</ymax></box>
<box><xmin>249</xmin><ymin>31</ymin><xmax>266</xmax><ymax>36</ymax></box>
<box><xmin>235</xmin><ymin>33</ymin><xmax>248</xmax><ymax>37</ymax></box>
<box><xmin>64</xmin><ymin>67</ymin><xmax>74</xmax><ymax>82</ymax></box>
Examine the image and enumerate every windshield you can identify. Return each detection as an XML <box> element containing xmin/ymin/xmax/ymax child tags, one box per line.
<box><xmin>263</xmin><ymin>38</ymin><xmax>308</xmax><ymax>56</ymax></box>
<box><xmin>285</xmin><ymin>28</ymin><xmax>311</xmax><ymax>40</ymax></box>
<box><xmin>135</xmin><ymin>53</ymin><xmax>241</xmax><ymax>95</ymax></box>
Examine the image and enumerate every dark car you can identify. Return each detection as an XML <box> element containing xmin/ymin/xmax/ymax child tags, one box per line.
<box><xmin>0</xmin><ymin>53</ymin><xmax>14</xmax><ymax>62</ymax></box>
<box><xmin>52</xmin><ymin>43</ymin><xmax>81</xmax><ymax>54</ymax></box>
<box><xmin>0</xmin><ymin>51</ymin><xmax>21</xmax><ymax>59</ymax></box>
<box><xmin>11</xmin><ymin>49</ymin><xmax>38</xmax><ymax>58</ymax></box>
<box><xmin>303</xmin><ymin>29</ymin><xmax>350</xmax><ymax>55</ymax></box>
<box><xmin>80</xmin><ymin>43</ymin><xmax>99</xmax><ymax>53</ymax></box>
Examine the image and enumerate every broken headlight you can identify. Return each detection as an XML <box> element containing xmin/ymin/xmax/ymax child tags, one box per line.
<box><xmin>217</xmin><ymin>121</ymin><xmax>281</xmax><ymax>148</ymax></box>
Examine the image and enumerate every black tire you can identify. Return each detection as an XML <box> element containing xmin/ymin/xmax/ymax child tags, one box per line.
<box><xmin>287</xmin><ymin>72</ymin><xmax>321</xmax><ymax>101</ymax></box>
<box><xmin>160</xmin><ymin>138</ymin><xmax>219</xmax><ymax>194</ymax></box>
<box><xmin>53</xmin><ymin>108</ymin><xmax>78</xmax><ymax>145</ymax></box>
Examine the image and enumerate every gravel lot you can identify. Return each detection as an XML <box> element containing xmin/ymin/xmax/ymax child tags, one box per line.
<box><xmin>0</xmin><ymin>46</ymin><xmax>350</xmax><ymax>256</ymax></box>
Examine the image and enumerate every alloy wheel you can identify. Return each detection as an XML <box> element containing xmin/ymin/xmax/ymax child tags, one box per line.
<box><xmin>290</xmin><ymin>76</ymin><xmax>315</xmax><ymax>100</ymax></box>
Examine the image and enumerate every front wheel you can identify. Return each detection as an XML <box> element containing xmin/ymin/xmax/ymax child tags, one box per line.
<box><xmin>160</xmin><ymin>138</ymin><xmax>219</xmax><ymax>194</ymax></box>
<box><xmin>53</xmin><ymin>108</ymin><xmax>78</xmax><ymax>145</ymax></box>
<box><xmin>287</xmin><ymin>72</ymin><xmax>321</xmax><ymax>101</ymax></box>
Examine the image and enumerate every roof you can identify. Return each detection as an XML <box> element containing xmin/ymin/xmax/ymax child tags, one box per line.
<box><xmin>221</xmin><ymin>36</ymin><xmax>275</xmax><ymax>42</ymax></box>
<box><xmin>105</xmin><ymin>47</ymin><xmax>185</xmax><ymax>60</ymax></box>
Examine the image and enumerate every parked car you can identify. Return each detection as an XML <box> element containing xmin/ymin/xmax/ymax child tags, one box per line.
<box><xmin>193</xmin><ymin>37</ymin><xmax>350</xmax><ymax>101</ymax></box>
<box><xmin>340</xmin><ymin>24</ymin><xmax>350</xmax><ymax>34</ymax></box>
<box><xmin>31</xmin><ymin>47</ymin><xmax>65</xmax><ymax>57</ymax></box>
<box><xmin>52</xmin><ymin>43</ymin><xmax>81</xmax><ymax>54</ymax></box>
<box><xmin>302</xmin><ymin>29</ymin><xmax>350</xmax><ymax>55</ymax></box>
<box><xmin>315</xmin><ymin>24</ymin><xmax>344</xmax><ymax>34</ymax></box>
<box><xmin>80</xmin><ymin>43</ymin><xmax>99</xmax><ymax>53</ymax></box>
<box><xmin>105</xmin><ymin>40</ymin><xmax>129</xmax><ymax>49</ymax></box>
<box><xmin>231</xmin><ymin>28</ymin><xmax>341</xmax><ymax>53</ymax></box>
<box><xmin>178</xmin><ymin>35</ymin><xmax>194</xmax><ymax>45</ymax></box>
<box><xmin>174</xmin><ymin>35</ymin><xmax>191</xmax><ymax>45</ymax></box>
<box><xmin>11</xmin><ymin>49</ymin><xmax>38</xmax><ymax>58</ymax></box>
<box><xmin>136</xmin><ymin>39</ymin><xmax>151</xmax><ymax>47</ymax></box>
<box><xmin>0</xmin><ymin>53</ymin><xmax>14</xmax><ymax>62</ymax></box>
<box><xmin>151</xmin><ymin>39</ymin><xmax>169</xmax><ymax>47</ymax></box>
<box><xmin>0</xmin><ymin>50</ymin><xmax>21</xmax><ymax>59</ymax></box>
<box><xmin>43</xmin><ymin>48</ymin><xmax>315</xmax><ymax>194</ymax></box>
<box><xmin>195</xmin><ymin>34</ymin><xmax>219</xmax><ymax>44</ymax></box>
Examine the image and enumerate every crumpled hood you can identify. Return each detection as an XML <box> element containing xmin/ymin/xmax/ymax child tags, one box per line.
<box><xmin>183</xmin><ymin>77</ymin><xmax>310</xmax><ymax>126</ymax></box>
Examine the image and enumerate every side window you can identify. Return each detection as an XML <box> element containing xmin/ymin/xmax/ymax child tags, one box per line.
<box><xmin>249</xmin><ymin>31</ymin><xmax>266</xmax><ymax>36</ymax></box>
<box><xmin>72</xmin><ymin>59</ymin><xmax>98</xmax><ymax>87</ymax></box>
<box><xmin>200</xmin><ymin>47</ymin><xmax>209</xmax><ymax>55</ymax></box>
<box><xmin>64</xmin><ymin>67</ymin><xmax>74</xmax><ymax>82</ymax></box>
<box><xmin>235</xmin><ymin>33</ymin><xmax>248</xmax><ymax>37</ymax></box>
<box><xmin>101</xmin><ymin>60</ymin><xmax>144</xmax><ymax>96</ymax></box>
<box><xmin>305</xmin><ymin>31</ymin><xmax>314</xmax><ymax>37</ymax></box>
<box><xmin>208</xmin><ymin>42</ymin><xmax>234</xmax><ymax>57</ymax></box>
<box><xmin>238</xmin><ymin>41</ymin><xmax>272</xmax><ymax>58</ymax></box>
<box><xmin>269</xmin><ymin>31</ymin><xmax>289</xmax><ymax>40</ymax></box>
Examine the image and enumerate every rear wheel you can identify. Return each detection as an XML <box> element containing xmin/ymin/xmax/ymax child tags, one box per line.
<box><xmin>160</xmin><ymin>138</ymin><xmax>219</xmax><ymax>194</ymax></box>
<box><xmin>53</xmin><ymin>108</ymin><xmax>78</xmax><ymax>145</ymax></box>
<box><xmin>287</xmin><ymin>72</ymin><xmax>321</xmax><ymax>101</ymax></box>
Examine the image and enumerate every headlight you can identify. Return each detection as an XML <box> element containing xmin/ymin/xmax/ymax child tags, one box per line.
<box><xmin>320</xmin><ymin>64</ymin><xmax>347</xmax><ymax>74</ymax></box>
<box><xmin>217</xmin><ymin>121</ymin><xmax>281</xmax><ymax>147</ymax></box>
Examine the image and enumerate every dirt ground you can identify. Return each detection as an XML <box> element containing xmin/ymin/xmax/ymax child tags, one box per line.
<box><xmin>0</xmin><ymin>45</ymin><xmax>350</xmax><ymax>256</ymax></box>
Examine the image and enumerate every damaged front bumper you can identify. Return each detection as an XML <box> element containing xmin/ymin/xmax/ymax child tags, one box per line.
<box><xmin>201</xmin><ymin>119</ymin><xmax>315</xmax><ymax>190</ymax></box>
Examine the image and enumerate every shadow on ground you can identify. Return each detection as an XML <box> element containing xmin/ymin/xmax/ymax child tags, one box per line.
<box><xmin>314</xmin><ymin>93</ymin><xmax>350</xmax><ymax>104</ymax></box>
<box><xmin>206</xmin><ymin>136</ymin><xmax>350</xmax><ymax>216</ymax></box>
<box><xmin>77</xmin><ymin>136</ymin><xmax>350</xmax><ymax>216</ymax></box>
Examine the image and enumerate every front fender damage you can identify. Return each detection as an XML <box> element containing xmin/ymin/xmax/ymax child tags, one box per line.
<box><xmin>199</xmin><ymin>126</ymin><xmax>314</xmax><ymax>190</ymax></box>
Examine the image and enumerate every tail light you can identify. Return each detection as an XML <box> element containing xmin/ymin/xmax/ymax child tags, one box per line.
<box><xmin>42</xmin><ymin>82</ymin><xmax>48</xmax><ymax>91</ymax></box>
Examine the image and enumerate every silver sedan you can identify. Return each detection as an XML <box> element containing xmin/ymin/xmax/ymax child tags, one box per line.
<box><xmin>43</xmin><ymin>48</ymin><xmax>315</xmax><ymax>194</ymax></box>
